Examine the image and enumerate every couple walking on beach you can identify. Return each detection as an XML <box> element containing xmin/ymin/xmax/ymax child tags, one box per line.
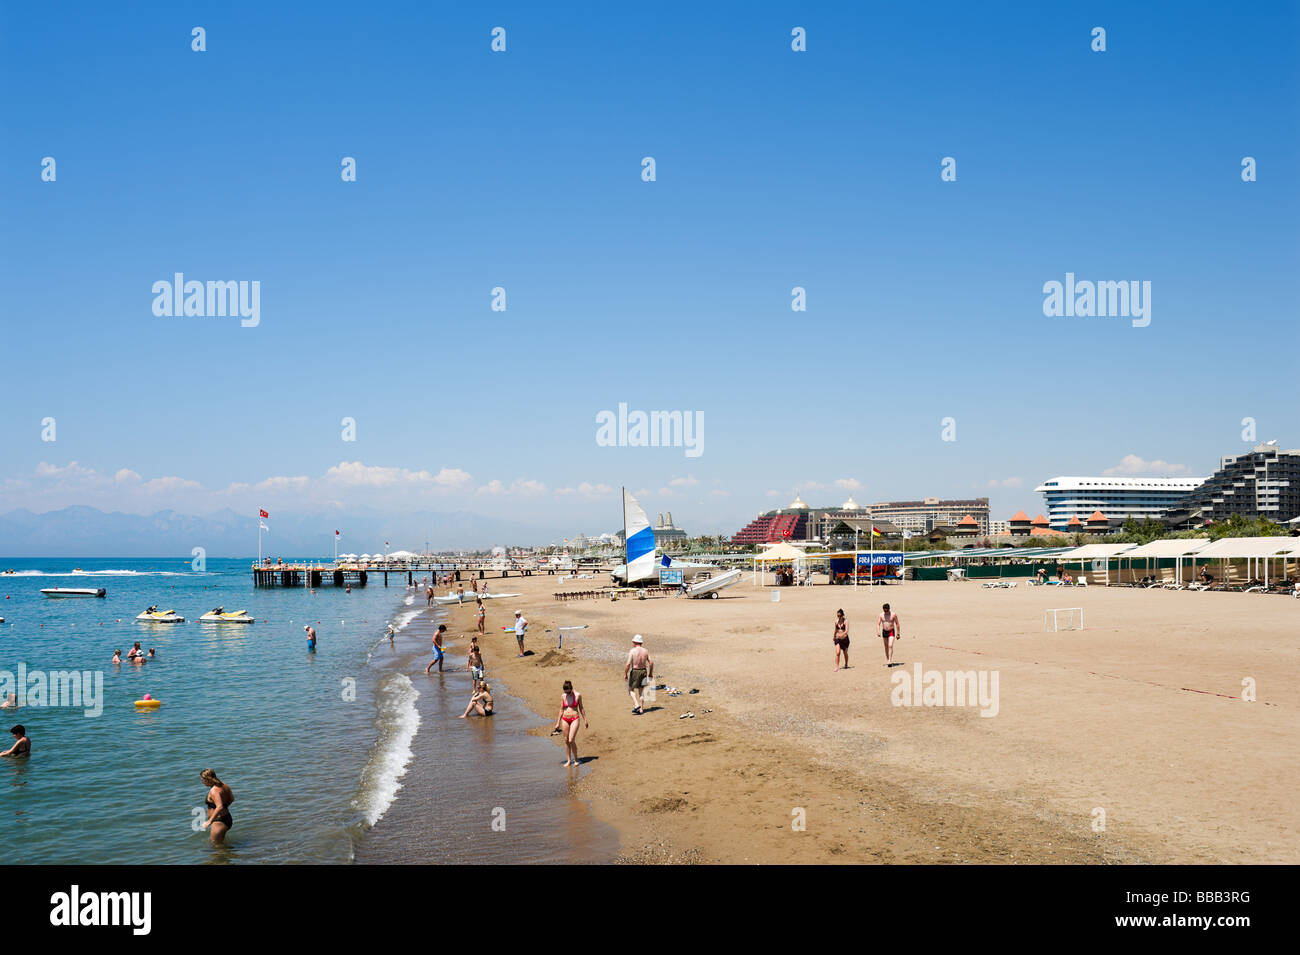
<box><xmin>833</xmin><ymin>603</ymin><xmax>901</xmax><ymax>670</ymax></box>
<box><xmin>551</xmin><ymin>634</ymin><xmax>654</xmax><ymax>768</ymax></box>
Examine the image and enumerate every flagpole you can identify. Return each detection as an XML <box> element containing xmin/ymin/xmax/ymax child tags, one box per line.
<box><xmin>258</xmin><ymin>514</ymin><xmax>262</xmax><ymax>564</ymax></box>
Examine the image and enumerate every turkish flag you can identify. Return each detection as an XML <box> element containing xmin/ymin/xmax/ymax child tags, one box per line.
<box><xmin>259</xmin><ymin>509</ymin><xmax>269</xmax><ymax>519</ymax></box>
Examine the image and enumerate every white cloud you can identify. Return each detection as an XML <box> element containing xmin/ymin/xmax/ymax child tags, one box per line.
<box><xmin>669</xmin><ymin>475</ymin><xmax>700</xmax><ymax>487</ymax></box>
<box><xmin>556</xmin><ymin>482</ymin><xmax>614</xmax><ymax>497</ymax></box>
<box><xmin>709</xmin><ymin>489</ymin><xmax>730</xmax><ymax>497</ymax></box>
<box><xmin>987</xmin><ymin>477</ymin><xmax>1023</xmax><ymax>488</ymax></box>
<box><xmin>476</xmin><ymin>478</ymin><xmax>547</xmax><ymax>497</ymax></box>
<box><xmin>833</xmin><ymin>478</ymin><xmax>862</xmax><ymax>490</ymax></box>
<box><xmin>1103</xmin><ymin>455</ymin><xmax>1190</xmax><ymax>476</ymax></box>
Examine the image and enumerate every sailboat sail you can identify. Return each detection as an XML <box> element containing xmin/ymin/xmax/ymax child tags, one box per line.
<box><xmin>623</xmin><ymin>488</ymin><xmax>657</xmax><ymax>583</ymax></box>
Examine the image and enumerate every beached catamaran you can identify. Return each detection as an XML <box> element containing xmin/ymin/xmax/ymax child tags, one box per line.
<box><xmin>621</xmin><ymin>488</ymin><xmax>658</xmax><ymax>584</ymax></box>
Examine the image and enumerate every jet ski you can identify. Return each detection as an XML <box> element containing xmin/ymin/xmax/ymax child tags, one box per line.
<box><xmin>199</xmin><ymin>607</ymin><xmax>254</xmax><ymax>624</ymax></box>
<box><xmin>135</xmin><ymin>605</ymin><xmax>185</xmax><ymax>623</ymax></box>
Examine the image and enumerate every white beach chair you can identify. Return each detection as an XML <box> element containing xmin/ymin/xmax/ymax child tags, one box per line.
<box><xmin>1076</xmin><ymin>577</ymin><xmax>1089</xmax><ymax>588</ymax></box>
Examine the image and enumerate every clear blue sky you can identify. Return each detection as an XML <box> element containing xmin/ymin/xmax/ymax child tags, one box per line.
<box><xmin>2</xmin><ymin>1</ymin><xmax>1296</xmax><ymax>539</ymax></box>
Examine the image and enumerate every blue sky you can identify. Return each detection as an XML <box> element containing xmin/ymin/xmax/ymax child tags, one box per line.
<box><xmin>2</xmin><ymin>1</ymin><xmax>1297</xmax><ymax>542</ymax></box>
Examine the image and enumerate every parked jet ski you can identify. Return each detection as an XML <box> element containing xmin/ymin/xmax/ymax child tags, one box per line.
<box><xmin>135</xmin><ymin>605</ymin><xmax>184</xmax><ymax>623</ymax></box>
<box><xmin>199</xmin><ymin>607</ymin><xmax>254</xmax><ymax>624</ymax></box>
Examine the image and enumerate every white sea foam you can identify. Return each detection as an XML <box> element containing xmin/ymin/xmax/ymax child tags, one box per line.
<box><xmin>352</xmin><ymin>672</ymin><xmax>420</xmax><ymax>827</ymax></box>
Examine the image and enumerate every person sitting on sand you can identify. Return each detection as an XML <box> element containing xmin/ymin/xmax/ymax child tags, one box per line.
<box><xmin>833</xmin><ymin>609</ymin><xmax>850</xmax><ymax>671</ymax></box>
<box><xmin>459</xmin><ymin>680</ymin><xmax>494</xmax><ymax>718</ymax></box>
<box><xmin>553</xmin><ymin>680</ymin><xmax>587</xmax><ymax>767</ymax></box>
<box><xmin>1</xmin><ymin>725</ymin><xmax>30</xmax><ymax>757</ymax></box>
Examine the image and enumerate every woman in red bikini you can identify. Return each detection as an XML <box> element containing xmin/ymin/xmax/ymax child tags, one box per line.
<box><xmin>553</xmin><ymin>679</ymin><xmax>587</xmax><ymax>767</ymax></box>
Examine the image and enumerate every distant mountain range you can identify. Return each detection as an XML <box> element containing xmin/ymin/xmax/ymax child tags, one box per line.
<box><xmin>0</xmin><ymin>506</ymin><xmax>564</xmax><ymax>557</ymax></box>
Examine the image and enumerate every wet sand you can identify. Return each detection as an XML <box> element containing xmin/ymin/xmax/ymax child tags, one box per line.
<box><xmin>433</xmin><ymin>575</ymin><xmax>1298</xmax><ymax>864</ymax></box>
<box><xmin>356</xmin><ymin>607</ymin><xmax>619</xmax><ymax>863</ymax></box>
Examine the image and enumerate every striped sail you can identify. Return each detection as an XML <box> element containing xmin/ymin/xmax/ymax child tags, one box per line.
<box><xmin>623</xmin><ymin>488</ymin><xmax>657</xmax><ymax>583</ymax></box>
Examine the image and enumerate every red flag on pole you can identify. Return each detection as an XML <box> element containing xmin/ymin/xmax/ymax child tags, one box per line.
<box><xmin>259</xmin><ymin>509</ymin><xmax>269</xmax><ymax>519</ymax></box>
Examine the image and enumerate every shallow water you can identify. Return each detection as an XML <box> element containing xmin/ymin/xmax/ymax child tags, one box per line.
<box><xmin>0</xmin><ymin>558</ymin><xmax>615</xmax><ymax>864</ymax></box>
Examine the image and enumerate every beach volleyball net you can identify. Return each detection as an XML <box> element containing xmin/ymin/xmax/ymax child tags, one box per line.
<box><xmin>1043</xmin><ymin>607</ymin><xmax>1084</xmax><ymax>632</ymax></box>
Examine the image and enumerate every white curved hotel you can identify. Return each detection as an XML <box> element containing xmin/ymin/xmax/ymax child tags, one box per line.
<box><xmin>1034</xmin><ymin>476</ymin><xmax>1206</xmax><ymax>531</ymax></box>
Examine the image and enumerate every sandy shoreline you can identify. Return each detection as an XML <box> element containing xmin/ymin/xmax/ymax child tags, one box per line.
<box><xmin>434</xmin><ymin>575</ymin><xmax>1297</xmax><ymax>864</ymax></box>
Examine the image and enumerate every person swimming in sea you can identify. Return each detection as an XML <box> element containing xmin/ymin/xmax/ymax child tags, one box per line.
<box><xmin>1</xmin><ymin>725</ymin><xmax>30</xmax><ymax>757</ymax></box>
<box><xmin>199</xmin><ymin>768</ymin><xmax>234</xmax><ymax>845</ymax></box>
<box><xmin>112</xmin><ymin>649</ymin><xmax>122</xmax><ymax>664</ymax></box>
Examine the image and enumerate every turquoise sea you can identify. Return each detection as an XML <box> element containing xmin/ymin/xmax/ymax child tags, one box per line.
<box><xmin>0</xmin><ymin>558</ymin><xmax>616</xmax><ymax>864</ymax></box>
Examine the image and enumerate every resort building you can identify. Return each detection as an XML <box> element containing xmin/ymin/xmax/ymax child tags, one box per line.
<box><xmin>732</xmin><ymin>494</ymin><xmax>990</xmax><ymax>544</ymax></box>
<box><xmin>866</xmin><ymin>497</ymin><xmax>992</xmax><ymax>537</ymax></box>
<box><xmin>1033</xmin><ymin>476</ymin><xmax>1205</xmax><ymax>531</ymax></box>
<box><xmin>1171</xmin><ymin>442</ymin><xmax>1300</xmax><ymax>525</ymax></box>
<box><xmin>652</xmin><ymin>512</ymin><xmax>690</xmax><ymax>551</ymax></box>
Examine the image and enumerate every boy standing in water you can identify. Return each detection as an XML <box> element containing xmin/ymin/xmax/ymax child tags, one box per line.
<box><xmin>468</xmin><ymin>639</ymin><xmax>485</xmax><ymax>681</ymax></box>
<box><xmin>426</xmin><ymin>624</ymin><xmax>447</xmax><ymax>674</ymax></box>
<box><xmin>305</xmin><ymin>625</ymin><xmax>317</xmax><ymax>652</ymax></box>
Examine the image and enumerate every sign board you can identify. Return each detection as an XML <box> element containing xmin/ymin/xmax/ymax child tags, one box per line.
<box><xmin>659</xmin><ymin>569</ymin><xmax>683</xmax><ymax>585</ymax></box>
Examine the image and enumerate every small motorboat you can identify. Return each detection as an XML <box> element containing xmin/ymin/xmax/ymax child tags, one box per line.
<box><xmin>135</xmin><ymin>605</ymin><xmax>184</xmax><ymax>623</ymax></box>
<box><xmin>41</xmin><ymin>587</ymin><xmax>107</xmax><ymax>598</ymax></box>
<box><xmin>199</xmin><ymin>607</ymin><xmax>254</xmax><ymax>624</ymax></box>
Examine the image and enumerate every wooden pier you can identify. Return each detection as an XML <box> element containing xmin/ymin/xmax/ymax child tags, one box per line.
<box><xmin>252</xmin><ymin>560</ymin><xmax>611</xmax><ymax>588</ymax></box>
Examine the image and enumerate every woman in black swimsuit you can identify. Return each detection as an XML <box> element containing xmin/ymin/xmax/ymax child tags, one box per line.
<box><xmin>833</xmin><ymin>609</ymin><xmax>850</xmax><ymax>671</ymax></box>
<box><xmin>1</xmin><ymin>725</ymin><xmax>30</xmax><ymax>757</ymax></box>
<box><xmin>199</xmin><ymin>768</ymin><xmax>234</xmax><ymax>845</ymax></box>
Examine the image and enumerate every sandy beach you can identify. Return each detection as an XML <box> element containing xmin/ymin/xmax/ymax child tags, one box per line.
<box><xmin>436</xmin><ymin>575</ymin><xmax>1298</xmax><ymax>864</ymax></box>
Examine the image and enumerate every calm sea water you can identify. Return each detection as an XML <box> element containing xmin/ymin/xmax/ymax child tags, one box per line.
<box><xmin>0</xmin><ymin>558</ymin><xmax>616</xmax><ymax>864</ymax></box>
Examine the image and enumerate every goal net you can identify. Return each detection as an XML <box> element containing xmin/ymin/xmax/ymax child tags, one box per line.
<box><xmin>1043</xmin><ymin>607</ymin><xmax>1084</xmax><ymax>632</ymax></box>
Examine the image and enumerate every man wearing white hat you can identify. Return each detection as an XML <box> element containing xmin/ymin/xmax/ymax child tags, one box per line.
<box><xmin>624</xmin><ymin>634</ymin><xmax>653</xmax><ymax>715</ymax></box>
<box><xmin>513</xmin><ymin>610</ymin><xmax>527</xmax><ymax>657</ymax></box>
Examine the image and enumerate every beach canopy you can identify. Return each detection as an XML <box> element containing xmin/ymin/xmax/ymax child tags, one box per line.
<box><xmin>388</xmin><ymin>550</ymin><xmax>417</xmax><ymax>559</ymax></box>
<box><xmin>1119</xmin><ymin>539</ymin><xmax>1210</xmax><ymax>559</ymax></box>
<box><xmin>1192</xmin><ymin>537</ymin><xmax>1297</xmax><ymax>559</ymax></box>
<box><xmin>1058</xmin><ymin>543</ymin><xmax>1139</xmax><ymax>561</ymax></box>
<box><xmin>755</xmin><ymin>542</ymin><xmax>808</xmax><ymax>562</ymax></box>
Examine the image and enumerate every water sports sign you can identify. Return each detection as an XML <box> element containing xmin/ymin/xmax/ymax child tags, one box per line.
<box><xmin>856</xmin><ymin>552</ymin><xmax>904</xmax><ymax>580</ymax></box>
<box><xmin>659</xmin><ymin>569</ymin><xmax>683</xmax><ymax>585</ymax></box>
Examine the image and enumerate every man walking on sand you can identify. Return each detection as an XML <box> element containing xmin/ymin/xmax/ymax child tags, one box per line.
<box><xmin>877</xmin><ymin>602</ymin><xmax>901</xmax><ymax>665</ymax></box>
<box><xmin>513</xmin><ymin>610</ymin><xmax>527</xmax><ymax>656</ymax></box>
<box><xmin>624</xmin><ymin>634</ymin><xmax>653</xmax><ymax>715</ymax></box>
